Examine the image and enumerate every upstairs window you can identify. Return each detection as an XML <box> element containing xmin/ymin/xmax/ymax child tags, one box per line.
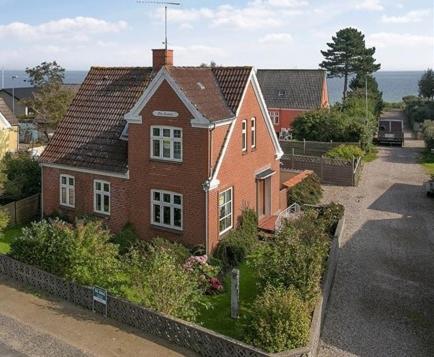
<box><xmin>251</xmin><ymin>117</ymin><xmax>256</xmax><ymax>148</ymax></box>
<box><xmin>269</xmin><ymin>111</ymin><xmax>279</xmax><ymax>125</ymax></box>
<box><xmin>151</xmin><ymin>190</ymin><xmax>183</xmax><ymax>230</ymax></box>
<box><xmin>242</xmin><ymin>120</ymin><xmax>247</xmax><ymax>152</ymax></box>
<box><xmin>60</xmin><ymin>175</ymin><xmax>75</xmax><ymax>208</ymax></box>
<box><xmin>94</xmin><ymin>180</ymin><xmax>110</xmax><ymax>215</ymax></box>
<box><xmin>219</xmin><ymin>187</ymin><xmax>233</xmax><ymax>234</ymax></box>
<box><xmin>151</xmin><ymin>126</ymin><xmax>182</xmax><ymax>162</ymax></box>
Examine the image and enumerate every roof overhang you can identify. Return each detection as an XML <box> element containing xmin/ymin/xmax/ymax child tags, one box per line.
<box><xmin>256</xmin><ymin>168</ymin><xmax>276</xmax><ymax>180</ymax></box>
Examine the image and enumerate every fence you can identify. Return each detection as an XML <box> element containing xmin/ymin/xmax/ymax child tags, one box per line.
<box><xmin>0</xmin><ymin>216</ymin><xmax>345</xmax><ymax>357</ymax></box>
<box><xmin>0</xmin><ymin>193</ymin><xmax>40</xmax><ymax>226</ymax></box>
<box><xmin>281</xmin><ymin>154</ymin><xmax>363</xmax><ymax>186</ymax></box>
<box><xmin>279</xmin><ymin>140</ymin><xmax>360</xmax><ymax>157</ymax></box>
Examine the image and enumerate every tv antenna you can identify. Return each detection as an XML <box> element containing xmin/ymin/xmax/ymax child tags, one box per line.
<box><xmin>137</xmin><ymin>1</ymin><xmax>181</xmax><ymax>51</ymax></box>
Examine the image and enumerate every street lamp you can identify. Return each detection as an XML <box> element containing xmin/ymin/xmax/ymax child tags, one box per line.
<box><xmin>11</xmin><ymin>75</ymin><xmax>19</xmax><ymax>115</ymax></box>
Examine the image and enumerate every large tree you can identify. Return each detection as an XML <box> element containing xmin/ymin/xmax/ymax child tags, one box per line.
<box><xmin>25</xmin><ymin>61</ymin><xmax>75</xmax><ymax>140</ymax></box>
<box><xmin>320</xmin><ymin>28</ymin><xmax>381</xmax><ymax>101</ymax></box>
<box><xmin>418</xmin><ymin>68</ymin><xmax>434</xmax><ymax>100</ymax></box>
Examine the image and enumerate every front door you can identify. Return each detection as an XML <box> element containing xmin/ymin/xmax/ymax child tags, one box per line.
<box><xmin>257</xmin><ymin>177</ymin><xmax>271</xmax><ymax>219</ymax></box>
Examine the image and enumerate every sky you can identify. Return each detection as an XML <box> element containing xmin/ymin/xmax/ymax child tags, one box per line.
<box><xmin>0</xmin><ymin>0</ymin><xmax>433</xmax><ymax>71</ymax></box>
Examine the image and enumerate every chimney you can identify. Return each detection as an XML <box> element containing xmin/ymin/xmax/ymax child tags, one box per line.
<box><xmin>152</xmin><ymin>49</ymin><xmax>174</xmax><ymax>71</ymax></box>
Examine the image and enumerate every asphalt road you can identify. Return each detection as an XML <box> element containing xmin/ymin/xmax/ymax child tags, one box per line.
<box><xmin>319</xmin><ymin>111</ymin><xmax>434</xmax><ymax>356</ymax></box>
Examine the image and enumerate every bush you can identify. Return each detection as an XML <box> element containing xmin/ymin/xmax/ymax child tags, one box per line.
<box><xmin>0</xmin><ymin>210</ymin><xmax>10</xmax><ymax>231</ymax></box>
<box><xmin>249</xmin><ymin>211</ymin><xmax>331</xmax><ymax>303</ymax></box>
<box><xmin>325</xmin><ymin>144</ymin><xmax>364</xmax><ymax>161</ymax></box>
<box><xmin>213</xmin><ymin>209</ymin><xmax>258</xmax><ymax>270</ymax></box>
<box><xmin>317</xmin><ymin>203</ymin><xmax>344</xmax><ymax>235</ymax></box>
<box><xmin>244</xmin><ymin>286</ymin><xmax>310</xmax><ymax>352</ymax></box>
<box><xmin>287</xmin><ymin>173</ymin><xmax>322</xmax><ymax>206</ymax></box>
<box><xmin>0</xmin><ymin>153</ymin><xmax>41</xmax><ymax>200</ymax></box>
<box><xmin>422</xmin><ymin>121</ymin><xmax>434</xmax><ymax>150</ymax></box>
<box><xmin>148</xmin><ymin>236</ymin><xmax>190</xmax><ymax>264</ymax></box>
<box><xmin>122</xmin><ymin>245</ymin><xmax>204</xmax><ymax>321</ymax></box>
<box><xmin>111</xmin><ymin>224</ymin><xmax>140</xmax><ymax>255</ymax></box>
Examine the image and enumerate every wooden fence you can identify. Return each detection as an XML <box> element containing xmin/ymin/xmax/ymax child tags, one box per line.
<box><xmin>279</xmin><ymin>140</ymin><xmax>361</xmax><ymax>157</ymax></box>
<box><xmin>281</xmin><ymin>154</ymin><xmax>363</xmax><ymax>186</ymax></box>
<box><xmin>0</xmin><ymin>193</ymin><xmax>40</xmax><ymax>226</ymax></box>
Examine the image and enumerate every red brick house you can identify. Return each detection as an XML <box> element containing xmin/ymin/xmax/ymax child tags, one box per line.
<box><xmin>40</xmin><ymin>49</ymin><xmax>283</xmax><ymax>253</ymax></box>
<box><xmin>257</xmin><ymin>69</ymin><xmax>329</xmax><ymax>139</ymax></box>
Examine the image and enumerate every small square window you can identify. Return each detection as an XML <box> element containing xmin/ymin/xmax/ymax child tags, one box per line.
<box><xmin>174</xmin><ymin>195</ymin><xmax>181</xmax><ymax>204</ymax></box>
<box><xmin>163</xmin><ymin>193</ymin><xmax>171</xmax><ymax>203</ymax></box>
<box><xmin>153</xmin><ymin>128</ymin><xmax>160</xmax><ymax>136</ymax></box>
<box><xmin>163</xmin><ymin>128</ymin><xmax>171</xmax><ymax>137</ymax></box>
<box><xmin>154</xmin><ymin>191</ymin><xmax>161</xmax><ymax>201</ymax></box>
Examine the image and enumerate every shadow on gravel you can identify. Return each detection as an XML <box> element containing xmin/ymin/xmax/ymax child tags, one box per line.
<box><xmin>379</xmin><ymin>146</ymin><xmax>424</xmax><ymax>165</ymax></box>
<box><xmin>322</xmin><ymin>214</ymin><xmax>434</xmax><ymax>357</ymax></box>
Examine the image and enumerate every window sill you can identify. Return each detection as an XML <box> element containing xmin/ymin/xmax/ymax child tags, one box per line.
<box><xmin>151</xmin><ymin>224</ymin><xmax>183</xmax><ymax>235</ymax></box>
<box><xmin>59</xmin><ymin>204</ymin><xmax>75</xmax><ymax>211</ymax></box>
<box><xmin>149</xmin><ymin>158</ymin><xmax>183</xmax><ymax>165</ymax></box>
<box><xmin>93</xmin><ymin>211</ymin><xmax>110</xmax><ymax>218</ymax></box>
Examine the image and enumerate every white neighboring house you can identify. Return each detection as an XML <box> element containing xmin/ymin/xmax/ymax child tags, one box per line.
<box><xmin>0</xmin><ymin>98</ymin><xmax>19</xmax><ymax>156</ymax></box>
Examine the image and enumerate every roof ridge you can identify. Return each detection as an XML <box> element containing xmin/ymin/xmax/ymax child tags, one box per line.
<box><xmin>258</xmin><ymin>68</ymin><xmax>325</xmax><ymax>72</ymax></box>
<box><xmin>89</xmin><ymin>66</ymin><xmax>153</xmax><ymax>70</ymax></box>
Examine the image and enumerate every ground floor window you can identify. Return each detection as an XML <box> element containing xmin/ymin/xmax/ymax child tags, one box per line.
<box><xmin>219</xmin><ymin>187</ymin><xmax>233</xmax><ymax>234</ymax></box>
<box><xmin>151</xmin><ymin>190</ymin><xmax>183</xmax><ymax>230</ymax></box>
<box><xmin>60</xmin><ymin>174</ymin><xmax>75</xmax><ymax>207</ymax></box>
<box><xmin>94</xmin><ymin>180</ymin><xmax>110</xmax><ymax>215</ymax></box>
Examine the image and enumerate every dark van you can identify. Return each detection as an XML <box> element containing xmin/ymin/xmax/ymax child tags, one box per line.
<box><xmin>377</xmin><ymin>119</ymin><xmax>404</xmax><ymax>146</ymax></box>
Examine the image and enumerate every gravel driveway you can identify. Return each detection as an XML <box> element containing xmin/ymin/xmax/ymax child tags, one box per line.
<box><xmin>319</xmin><ymin>118</ymin><xmax>434</xmax><ymax>356</ymax></box>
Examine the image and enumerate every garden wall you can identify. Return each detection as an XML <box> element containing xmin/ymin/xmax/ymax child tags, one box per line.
<box><xmin>0</xmin><ymin>216</ymin><xmax>345</xmax><ymax>357</ymax></box>
<box><xmin>281</xmin><ymin>154</ymin><xmax>362</xmax><ymax>187</ymax></box>
<box><xmin>0</xmin><ymin>193</ymin><xmax>40</xmax><ymax>226</ymax></box>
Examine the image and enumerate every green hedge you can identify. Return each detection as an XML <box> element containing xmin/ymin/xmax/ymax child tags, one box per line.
<box><xmin>325</xmin><ymin>144</ymin><xmax>364</xmax><ymax>161</ymax></box>
<box><xmin>422</xmin><ymin>122</ymin><xmax>434</xmax><ymax>150</ymax></box>
<box><xmin>287</xmin><ymin>173</ymin><xmax>322</xmax><ymax>206</ymax></box>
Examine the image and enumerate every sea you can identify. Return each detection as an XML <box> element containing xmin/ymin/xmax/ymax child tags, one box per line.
<box><xmin>0</xmin><ymin>69</ymin><xmax>423</xmax><ymax>104</ymax></box>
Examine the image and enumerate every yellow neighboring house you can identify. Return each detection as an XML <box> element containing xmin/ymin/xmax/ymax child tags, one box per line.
<box><xmin>0</xmin><ymin>98</ymin><xmax>19</xmax><ymax>157</ymax></box>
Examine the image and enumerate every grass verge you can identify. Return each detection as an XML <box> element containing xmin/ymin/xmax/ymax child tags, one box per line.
<box><xmin>197</xmin><ymin>263</ymin><xmax>257</xmax><ymax>340</ymax></box>
<box><xmin>420</xmin><ymin>151</ymin><xmax>434</xmax><ymax>176</ymax></box>
<box><xmin>363</xmin><ymin>147</ymin><xmax>379</xmax><ymax>162</ymax></box>
<box><xmin>0</xmin><ymin>225</ymin><xmax>23</xmax><ymax>254</ymax></box>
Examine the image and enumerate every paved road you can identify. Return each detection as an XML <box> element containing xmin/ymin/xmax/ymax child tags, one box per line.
<box><xmin>320</xmin><ymin>111</ymin><xmax>434</xmax><ymax>356</ymax></box>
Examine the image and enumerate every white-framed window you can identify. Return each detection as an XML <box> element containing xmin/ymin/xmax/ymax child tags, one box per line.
<box><xmin>151</xmin><ymin>190</ymin><xmax>183</xmax><ymax>230</ymax></box>
<box><xmin>150</xmin><ymin>126</ymin><xmax>182</xmax><ymax>162</ymax></box>
<box><xmin>242</xmin><ymin>120</ymin><xmax>247</xmax><ymax>152</ymax></box>
<box><xmin>251</xmin><ymin>117</ymin><xmax>256</xmax><ymax>148</ymax></box>
<box><xmin>219</xmin><ymin>187</ymin><xmax>233</xmax><ymax>235</ymax></box>
<box><xmin>94</xmin><ymin>180</ymin><xmax>110</xmax><ymax>215</ymax></box>
<box><xmin>59</xmin><ymin>175</ymin><xmax>75</xmax><ymax>208</ymax></box>
<box><xmin>269</xmin><ymin>111</ymin><xmax>279</xmax><ymax>125</ymax></box>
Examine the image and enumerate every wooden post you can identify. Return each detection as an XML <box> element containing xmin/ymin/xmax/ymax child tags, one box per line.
<box><xmin>291</xmin><ymin>148</ymin><xmax>295</xmax><ymax>169</ymax></box>
<box><xmin>231</xmin><ymin>268</ymin><xmax>240</xmax><ymax>319</ymax></box>
<box><xmin>303</xmin><ymin>139</ymin><xmax>306</xmax><ymax>154</ymax></box>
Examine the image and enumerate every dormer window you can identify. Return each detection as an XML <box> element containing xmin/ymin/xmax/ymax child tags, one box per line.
<box><xmin>278</xmin><ymin>89</ymin><xmax>286</xmax><ymax>97</ymax></box>
<box><xmin>151</xmin><ymin>126</ymin><xmax>182</xmax><ymax>162</ymax></box>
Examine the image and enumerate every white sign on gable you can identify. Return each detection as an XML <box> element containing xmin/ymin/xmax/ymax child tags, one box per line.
<box><xmin>152</xmin><ymin>110</ymin><xmax>179</xmax><ymax>118</ymax></box>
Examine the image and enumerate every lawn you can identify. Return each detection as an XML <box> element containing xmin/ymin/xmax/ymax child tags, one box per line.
<box><xmin>421</xmin><ymin>151</ymin><xmax>434</xmax><ymax>176</ymax></box>
<box><xmin>0</xmin><ymin>225</ymin><xmax>23</xmax><ymax>254</ymax></box>
<box><xmin>197</xmin><ymin>263</ymin><xmax>257</xmax><ymax>340</ymax></box>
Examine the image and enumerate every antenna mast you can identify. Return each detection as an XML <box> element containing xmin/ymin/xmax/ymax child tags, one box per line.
<box><xmin>137</xmin><ymin>1</ymin><xmax>181</xmax><ymax>50</ymax></box>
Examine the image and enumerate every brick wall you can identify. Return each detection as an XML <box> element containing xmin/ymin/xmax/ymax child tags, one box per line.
<box><xmin>208</xmin><ymin>82</ymin><xmax>280</xmax><ymax>251</ymax></box>
<box><xmin>127</xmin><ymin>80</ymin><xmax>208</xmax><ymax>248</ymax></box>
<box><xmin>42</xmin><ymin>166</ymin><xmax>129</xmax><ymax>233</ymax></box>
<box><xmin>269</xmin><ymin>108</ymin><xmax>307</xmax><ymax>133</ymax></box>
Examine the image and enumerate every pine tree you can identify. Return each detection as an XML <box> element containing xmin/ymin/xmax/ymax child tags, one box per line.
<box><xmin>320</xmin><ymin>28</ymin><xmax>381</xmax><ymax>101</ymax></box>
<box><xmin>418</xmin><ymin>69</ymin><xmax>434</xmax><ymax>100</ymax></box>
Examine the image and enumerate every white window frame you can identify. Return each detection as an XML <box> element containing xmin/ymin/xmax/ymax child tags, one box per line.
<box><xmin>242</xmin><ymin>120</ymin><xmax>247</xmax><ymax>152</ymax></box>
<box><xmin>150</xmin><ymin>126</ymin><xmax>183</xmax><ymax>162</ymax></box>
<box><xmin>219</xmin><ymin>187</ymin><xmax>233</xmax><ymax>235</ymax></box>
<box><xmin>251</xmin><ymin>117</ymin><xmax>256</xmax><ymax>148</ymax></box>
<box><xmin>59</xmin><ymin>174</ymin><xmax>75</xmax><ymax>208</ymax></box>
<box><xmin>270</xmin><ymin>111</ymin><xmax>279</xmax><ymax>125</ymax></box>
<box><xmin>94</xmin><ymin>180</ymin><xmax>110</xmax><ymax>215</ymax></box>
<box><xmin>151</xmin><ymin>189</ymin><xmax>183</xmax><ymax>231</ymax></box>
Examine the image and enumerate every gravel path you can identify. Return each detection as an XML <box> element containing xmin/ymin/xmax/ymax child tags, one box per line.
<box><xmin>319</xmin><ymin>112</ymin><xmax>434</xmax><ymax>356</ymax></box>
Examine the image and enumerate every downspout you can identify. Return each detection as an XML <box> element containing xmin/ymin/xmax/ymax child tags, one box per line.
<box><xmin>40</xmin><ymin>164</ymin><xmax>44</xmax><ymax>219</ymax></box>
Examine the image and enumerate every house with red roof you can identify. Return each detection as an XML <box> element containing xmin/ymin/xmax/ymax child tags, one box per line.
<box><xmin>257</xmin><ymin>69</ymin><xmax>329</xmax><ymax>139</ymax></box>
<box><xmin>40</xmin><ymin>49</ymin><xmax>283</xmax><ymax>252</ymax></box>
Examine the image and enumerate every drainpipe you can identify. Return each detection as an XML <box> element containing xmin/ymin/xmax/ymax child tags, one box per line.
<box><xmin>204</xmin><ymin>123</ymin><xmax>216</xmax><ymax>255</ymax></box>
<box><xmin>40</xmin><ymin>165</ymin><xmax>44</xmax><ymax>219</ymax></box>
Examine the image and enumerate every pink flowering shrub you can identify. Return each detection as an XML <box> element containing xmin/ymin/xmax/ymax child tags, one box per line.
<box><xmin>183</xmin><ymin>255</ymin><xmax>223</xmax><ymax>294</ymax></box>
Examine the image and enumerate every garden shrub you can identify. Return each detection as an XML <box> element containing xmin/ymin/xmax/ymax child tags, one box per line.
<box><xmin>213</xmin><ymin>209</ymin><xmax>258</xmax><ymax>270</ymax></box>
<box><xmin>422</xmin><ymin>121</ymin><xmax>434</xmax><ymax>150</ymax></box>
<box><xmin>287</xmin><ymin>174</ymin><xmax>322</xmax><ymax>206</ymax></box>
<box><xmin>0</xmin><ymin>210</ymin><xmax>10</xmax><ymax>231</ymax></box>
<box><xmin>249</xmin><ymin>211</ymin><xmax>331</xmax><ymax>304</ymax></box>
<box><xmin>10</xmin><ymin>219</ymin><xmax>75</xmax><ymax>276</ymax></box>
<box><xmin>147</xmin><ymin>236</ymin><xmax>190</xmax><ymax>264</ymax></box>
<box><xmin>325</xmin><ymin>144</ymin><xmax>364</xmax><ymax>161</ymax></box>
<box><xmin>244</xmin><ymin>286</ymin><xmax>310</xmax><ymax>352</ymax></box>
<box><xmin>316</xmin><ymin>203</ymin><xmax>345</xmax><ymax>235</ymax></box>
<box><xmin>122</xmin><ymin>245</ymin><xmax>205</xmax><ymax>321</ymax></box>
<box><xmin>111</xmin><ymin>223</ymin><xmax>140</xmax><ymax>255</ymax></box>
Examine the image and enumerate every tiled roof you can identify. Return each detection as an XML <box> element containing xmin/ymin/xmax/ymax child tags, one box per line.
<box><xmin>40</xmin><ymin>67</ymin><xmax>154</xmax><ymax>173</ymax></box>
<box><xmin>0</xmin><ymin>98</ymin><xmax>18</xmax><ymax>126</ymax></box>
<box><xmin>167</xmin><ymin>67</ymin><xmax>234</xmax><ymax>121</ymax></box>
<box><xmin>256</xmin><ymin>69</ymin><xmax>326</xmax><ymax>110</ymax></box>
<box><xmin>212</xmin><ymin>67</ymin><xmax>252</xmax><ymax>113</ymax></box>
<box><xmin>282</xmin><ymin>170</ymin><xmax>313</xmax><ymax>189</ymax></box>
<box><xmin>2</xmin><ymin>85</ymin><xmax>81</xmax><ymax>101</ymax></box>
